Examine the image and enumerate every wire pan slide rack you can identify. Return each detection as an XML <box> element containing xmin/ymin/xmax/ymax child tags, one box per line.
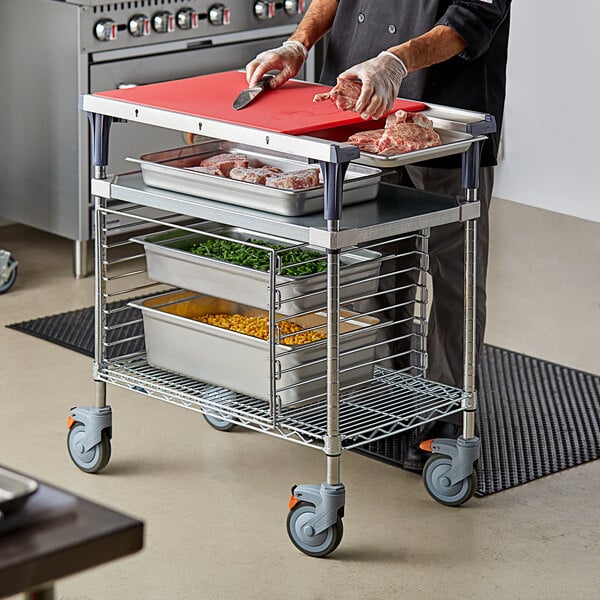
<box><xmin>94</xmin><ymin>200</ymin><xmax>466</xmax><ymax>452</ymax></box>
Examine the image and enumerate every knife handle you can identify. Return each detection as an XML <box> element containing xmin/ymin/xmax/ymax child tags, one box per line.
<box><xmin>256</xmin><ymin>73</ymin><xmax>275</xmax><ymax>89</ymax></box>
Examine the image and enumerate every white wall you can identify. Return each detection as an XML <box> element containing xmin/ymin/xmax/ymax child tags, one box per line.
<box><xmin>494</xmin><ymin>1</ymin><xmax>600</xmax><ymax>222</ymax></box>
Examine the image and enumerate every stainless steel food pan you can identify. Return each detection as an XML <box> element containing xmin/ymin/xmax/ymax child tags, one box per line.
<box><xmin>0</xmin><ymin>466</ymin><xmax>38</xmax><ymax>516</ymax></box>
<box><xmin>307</xmin><ymin>127</ymin><xmax>476</xmax><ymax>169</ymax></box>
<box><xmin>126</xmin><ymin>140</ymin><xmax>381</xmax><ymax>216</ymax></box>
<box><xmin>352</xmin><ymin>129</ymin><xmax>475</xmax><ymax>168</ymax></box>
<box><xmin>129</xmin><ymin>291</ymin><xmax>379</xmax><ymax>406</ymax></box>
<box><xmin>132</xmin><ymin>224</ymin><xmax>382</xmax><ymax>315</ymax></box>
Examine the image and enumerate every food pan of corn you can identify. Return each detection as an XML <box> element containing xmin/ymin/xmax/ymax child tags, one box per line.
<box><xmin>129</xmin><ymin>290</ymin><xmax>380</xmax><ymax>406</ymax></box>
<box><xmin>131</xmin><ymin>224</ymin><xmax>382</xmax><ymax>316</ymax></box>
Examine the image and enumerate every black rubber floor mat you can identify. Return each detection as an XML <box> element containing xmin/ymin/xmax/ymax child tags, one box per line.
<box><xmin>358</xmin><ymin>345</ymin><xmax>600</xmax><ymax>496</ymax></box>
<box><xmin>6</xmin><ymin>300</ymin><xmax>144</xmax><ymax>360</ymax></box>
<box><xmin>7</xmin><ymin>308</ymin><xmax>600</xmax><ymax>496</ymax></box>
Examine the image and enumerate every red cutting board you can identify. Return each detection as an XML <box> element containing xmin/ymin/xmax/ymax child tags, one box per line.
<box><xmin>94</xmin><ymin>70</ymin><xmax>427</xmax><ymax>136</ymax></box>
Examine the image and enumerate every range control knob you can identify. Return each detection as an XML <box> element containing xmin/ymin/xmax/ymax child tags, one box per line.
<box><xmin>152</xmin><ymin>11</ymin><xmax>175</xmax><ymax>33</ymax></box>
<box><xmin>284</xmin><ymin>0</ymin><xmax>305</xmax><ymax>15</ymax></box>
<box><xmin>254</xmin><ymin>1</ymin><xmax>275</xmax><ymax>20</ymax></box>
<box><xmin>94</xmin><ymin>19</ymin><xmax>117</xmax><ymax>42</ymax></box>
<box><xmin>128</xmin><ymin>14</ymin><xmax>150</xmax><ymax>37</ymax></box>
<box><xmin>208</xmin><ymin>4</ymin><xmax>231</xmax><ymax>26</ymax></box>
<box><xmin>177</xmin><ymin>7</ymin><xmax>199</xmax><ymax>29</ymax></box>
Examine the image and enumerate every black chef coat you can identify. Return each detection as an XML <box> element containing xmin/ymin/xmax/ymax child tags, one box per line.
<box><xmin>320</xmin><ymin>0</ymin><xmax>511</xmax><ymax>168</ymax></box>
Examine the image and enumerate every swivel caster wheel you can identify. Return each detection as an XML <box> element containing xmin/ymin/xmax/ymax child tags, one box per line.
<box><xmin>286</xmin><ymin>501</ymin><xmax>344</xmax><ymax>558</ymax></box>
<box><xmin>67</xmin><ymin>422</ymin><xmax>111</xmax><ymax>473</ymax></box>
<box><xmin>423</xmin><ymin>454</ymin><xmax>477</xmax><ymax>507</ymax></box>
<box><xmin>203</xmin><ymin>412</ymin><xmax>236</xmax><ymax>431</ymax></box>
<box><xmin>0</xmin><ymin>253</ymin><xmax>18</xmax><ymax>294</ymax></box>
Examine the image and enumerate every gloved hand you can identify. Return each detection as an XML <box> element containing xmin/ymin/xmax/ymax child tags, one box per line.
<box><xmin>338</xmin><ymin>51</ymin><xmax>408</xmax><ymax>120</ymax></box>
<box><xmin>245</xmin><ymin>40</ymin><xmax>308</xmax><ymax>89</ymax></box>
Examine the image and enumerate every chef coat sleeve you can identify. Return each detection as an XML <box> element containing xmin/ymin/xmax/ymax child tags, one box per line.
<box><xmin>437</xmin><ymin>0</ymin><xmax>511</xmax><ymax>61</ymax></box>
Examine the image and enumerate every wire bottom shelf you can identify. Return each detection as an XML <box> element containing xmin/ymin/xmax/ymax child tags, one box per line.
<box><xmin>99</xmin><ymin>357</ymin><xmax>465</xmax><ymax>450</ymax></box>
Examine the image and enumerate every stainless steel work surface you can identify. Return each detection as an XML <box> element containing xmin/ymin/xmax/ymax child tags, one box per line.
<box><xmin>103</xmin><ymin>176</ymin><xmax>468</xmax><ymax>248</ymax></box>
<box><xmin>81</xmin><ymin>90</ymin><xmax>488</xmax><ymax>164</ymax></box>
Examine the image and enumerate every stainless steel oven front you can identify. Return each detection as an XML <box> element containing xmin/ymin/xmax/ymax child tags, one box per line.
<box><xmin>0</xmin><ymin>0</ymin><xmax>314</xmax><ymax>276</ymax></box>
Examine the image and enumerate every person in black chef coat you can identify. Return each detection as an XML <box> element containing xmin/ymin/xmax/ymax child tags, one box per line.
<box><xmin>246</xmin><ymin>0</ymin><xmax>511</xmax><ymax>472</ymax></box>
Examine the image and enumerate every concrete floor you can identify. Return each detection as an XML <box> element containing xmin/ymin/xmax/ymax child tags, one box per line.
<box><xmin>0</xmin><ymin>198</ymin><xmax>599</xmax><ymax>599</ymax></box>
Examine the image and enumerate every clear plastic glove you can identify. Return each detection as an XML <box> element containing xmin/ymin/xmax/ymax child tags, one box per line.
<box><xmin>245</xmin><ymin>40</ymin><xmax>308</xmax><ymax>89</ymax></box>
<box><xmin>338</xmin><ymin>51</ymin><xmax>408</xmax><ymax>120</ymax></box>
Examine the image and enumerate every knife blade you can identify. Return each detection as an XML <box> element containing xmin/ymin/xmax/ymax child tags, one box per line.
<box><xmin>232</xmin><ymin>74</ymin><xmax>275</xmax><ymax>110</ymax></box>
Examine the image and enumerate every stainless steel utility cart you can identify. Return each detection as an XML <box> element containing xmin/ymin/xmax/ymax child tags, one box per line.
<box><xmin>72</xmin><ymin>79</ymin><xmax>494</xmax><ymax>557</ymax></box>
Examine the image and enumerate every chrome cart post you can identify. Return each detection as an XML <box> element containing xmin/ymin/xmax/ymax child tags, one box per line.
<box><xmin>460</xmin><ymin>136</ymin><xmax>485</xmax><ymax>440</ymax></box>
<box><xmin>66</xmin><ymin>113</ymin><xmax>113</xmax><ymax>474</ymax></box>
<box><xmin>286</xmin><ymin>146</ymin><xmax>356</xmax><ymax>557</ymax></box>
<box><xmin>422</xmin><ymin>118</ymin><xmax>495</xmax><ymax>506</ymax></box>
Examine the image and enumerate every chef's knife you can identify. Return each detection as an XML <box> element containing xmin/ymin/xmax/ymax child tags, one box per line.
<box><xmin>232</xmin><ymin>73</ymin><xmax>276</xmax><ymax>110</ymax></box>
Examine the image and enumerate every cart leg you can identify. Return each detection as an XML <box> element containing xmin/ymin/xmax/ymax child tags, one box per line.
<box><xmin>286</xmin><ymin>158</ymin><xmax>352</xmax><ymax>557</ymax></box>
<box><xmin>286</xmin><ymin>242</ymin><xmax>346</xmax><ymax>556</ymax></box>
<box><xmin>66</xmin><ymin>113</ymin><xmax>114</xmax><ymax>474</ymax></box>
<box><xmin>422</xmin><ymin>145</ymin><xmax>482</xmax><ymax>505</ymax></box>
<box><xmin>462</xmin><ymin>188</ymin><xmax>479</xmax><ymax>442</ymax></box>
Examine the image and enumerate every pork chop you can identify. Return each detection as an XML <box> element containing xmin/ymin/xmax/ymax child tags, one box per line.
<box><xmin>200</xmin><ymin>153</ymin><xmax>249</xmax><ymax>177</ymax></box>
<box><xmin>377</xmin><ymin>122</ymin><xmax>442</xmax><ymax>154</ymax></box>
<box><xmin>264</xmin><ymin>168</ymin><xmax>321</xmax><ymax>190</ymax></box>
<box><xmin>229</xmin><ymin>166</ymin><xmax>283</xmax><ymax>185</ymax></box>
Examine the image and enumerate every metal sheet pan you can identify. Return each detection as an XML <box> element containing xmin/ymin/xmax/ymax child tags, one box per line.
<box><xmin>130</xmin><ymin>291</ymin><xmax>379</xmax><ymax>406</ymax></box>
<box><xmin>132</xmin><ymin>224</ymin><xmax>382</xmax><ymax>315</ymax></box>
<box><xmin>0</xmin><ymin>467</ymin><xmax>38</xmax><ymax>517</ymax></box>
<box><xmin>356</xmin><ymin>129</ymin><xmax>476</xmax><ymax>168</ymax></box>
<box><xmin>127</xmin><ymin>140</ymin><xmax>381</xmax><ymax>216</ymax></box>
<box><xmin>308</xmin><ymin>127</ymin><xmax>477</xmax><ymax>169</ymax></box>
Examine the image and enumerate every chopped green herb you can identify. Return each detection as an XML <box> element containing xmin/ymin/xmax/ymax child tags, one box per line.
<box><xmin>187</xmin><ymin>237</ymin><xmax>330</xmax><ymax>276</ymax></box>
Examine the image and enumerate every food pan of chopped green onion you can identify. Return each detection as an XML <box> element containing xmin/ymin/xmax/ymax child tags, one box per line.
<box><xmin>132</xmin><ymin>224</ymin><xmax>382</xmax><ymax>316</ymax></box>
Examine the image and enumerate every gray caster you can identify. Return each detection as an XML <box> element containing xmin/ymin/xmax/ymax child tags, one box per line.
<box><xmin>67</xmin><ymin>407</ymin><xmax>112</xmax><ymax>474</ymax></box>
<box><xmin>0</xmin><ymin>250</ymin><xmax>18</xmax><ymax>294</ymax></box>
<box><xmin>421</xmin><ymin>436</ymin><xmax>479</xmax><ymax>507</ymax></box>
<box><xmin>203</xmin><ymin>412</ymin><xmax>236</xmax><ymax>431</ymax></box>
<box><xmin>286</xmin><ymin>483</ymin><xmax>345</xmax><ymax>558</ymax></box>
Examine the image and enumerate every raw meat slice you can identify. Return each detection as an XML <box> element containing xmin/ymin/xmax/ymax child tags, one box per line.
<box><xmin>377</xmin><ymin>122</ymin><xmax>442</xmax><ymax>154</ymax></box>
<box><xmin>264</xmin><ymin>168</ymin><xmax>321</xmax><ymax>190</ymax></box>
<box><xmin>187</xmin><ymin>165</ymin><xmax>225</xmax><ymax>176</ymax></box>
<box><xmin>383</xmin><ymin>110</ymin><xmax>409</xmax><ymax>126</ymax></box>
<box><xmin>409</xmin><ymin>112</ymin><xmax>435</xmax><ymax>129</ymax></box>
<box><xmin>313</xmin><ymin>79</ymin><xmax>362</xmax><ymax>112</ymax></box>
<box><xmin>200</xmin><ymin>153</ymin><xmax>249</xmax><ymax>177</ymax></box>
<box><xmin>384</xmin><ymin>110</ymin><xmax>434</xmax><ymax>129</ymax></box>
<box><xmin>229</xmin><ymin>166</ymin><xmax>283</xmax><ymax>184</ymax></box>
<box><xmin>345</xmin><ymin>110</ymin><xmax>441</xmax><ymax>155</ymax></box>
<box><xmin>347</xmin><ymin>129</ymin><xmax>386</xmax><ymax>153</ymax></box>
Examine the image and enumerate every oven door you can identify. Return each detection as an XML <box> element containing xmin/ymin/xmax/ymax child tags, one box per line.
<box><xmin>88</xmin><ymin>36</ymin><xmax>296</xmax><ymax>177</ymax></box>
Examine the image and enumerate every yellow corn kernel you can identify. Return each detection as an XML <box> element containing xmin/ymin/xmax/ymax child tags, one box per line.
<box><xmin>193</xmin><ymin>313</ymin><xmax>326</xmax><ymax>345</ymax></box>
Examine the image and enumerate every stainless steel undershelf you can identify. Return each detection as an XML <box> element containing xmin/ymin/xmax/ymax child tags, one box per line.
<box><xmin>99</xmin><ymin>359</ymin><xmax>464</xmax><ymax>451</ymax></box>
<box><xmin>97</xmin><ymin>174</ymin><xmax>472</xmax><ymax>248</ymax></box>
